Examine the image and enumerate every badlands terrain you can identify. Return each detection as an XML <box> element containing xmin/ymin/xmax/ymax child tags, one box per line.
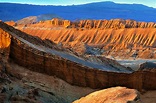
<box><xmin>0</xmin><ymin>17</ymin><xmax>155</xmax><ymax>103</ymax></box>
<box><xmin>0</xmin><ymin>1</ymin><xmax>156</xmax><ymax>103</ymax></box>
<box><xmin>13</xmin><ymin>18</ymin><xmax>156</xmax><ymax>59</ymax></box>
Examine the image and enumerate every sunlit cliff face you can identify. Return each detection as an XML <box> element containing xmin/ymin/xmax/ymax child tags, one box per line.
<box><xmin>11</xmin><ymin>19</ymin><xmax>156</xmax><ymax>59</ymax></box>
<box><xmin>0</xmin><ymin>28</ymin><xmax>11</xmax><ymax>49</ymax></box>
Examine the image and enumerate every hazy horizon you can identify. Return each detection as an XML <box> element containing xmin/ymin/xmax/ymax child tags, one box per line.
<box><xmin>0</xmin><ymin>0</ymin><xmax>156</xmax><ymax>8</ymax></box>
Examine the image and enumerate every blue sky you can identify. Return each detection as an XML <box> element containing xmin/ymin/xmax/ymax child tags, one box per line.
<box><xmin>0</xmin><ymin>0</ymin><xmax>156</xmax><ymax>8</ymax></box>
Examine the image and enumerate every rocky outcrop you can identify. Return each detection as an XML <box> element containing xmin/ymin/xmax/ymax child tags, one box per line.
<box><xmin>12</xmin><ymin>19</ymin><xmax>156</xmax><ymax>58</ymax></box>
<box><xmin>13</xmin><ymin>19</ymin><xmax>156</xmax><ymax>59</ymax></box>
<box><xmin>49</xmin><ymin>18</ymin><xmax>71</xmax><ymax>27</ymax></box>
<box><xmin>73</xmin><ymin>87</ymin><xmax>141</xmax><ymax>103</ymax></box>
<box><xmin>15</xmin><ymin>25</ymin><xmax>156</xmax><ymax>58</ymax></box>
<box><xmin>17</xmin><ymin>27</ymin><xmax>156</xmax><ymax>48</ymax></box>
<box><xmin>73</xmin><ymin>19</ymin><xmax>156</xmax><ymax>29</ymax></box>
<box><xmin>0</xmin><ymin>28</ymin><xmax>11</xmax><ymax>62</ymax></box>
<box><xmin>14</xmin><ymin>18</ymin><xmax>71</xmax><ymax>28</ymax></box>
<box><xmin>0</xmin><ymin>28</ymin><xmax>11</xmax><ymax>49</ymax></box>
<box><xmin>0</xmin><ymin>21</ymin><xmax>156</xmax><ymax>91</ymax></box>
<box><xmin>5</xmin><ymin>21</ymin><xmax>16</xmax><ymax>26</ymax></box>
<box><xmin>139</xmin><ymin>62</ymin><xmax>156</xmax><ymax>70</ymax></box>
<box><xmin>14</xmin><ymin>18</ymin><xmax>156</xmax><ymax>29</ymax></box>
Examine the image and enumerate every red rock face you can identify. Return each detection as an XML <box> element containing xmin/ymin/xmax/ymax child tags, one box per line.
<box><xmin>0</xmin><ymin>28</ymin><xmax>11</xmax><ymax>49</ymax></box>
<box><xmin>5</xmin><ymin>21</ymin><xmax>16</xmax><ymax>26</ymax></box>
<box><xmin>73</xmin><ymin>19</ymin><xmax>156</xmax><ymax>29</ymax></box>
<box><xmin>12</xmin><ymin>18</ymin><xmax>156</xmax><ymax>29</ymax></box>
<box><xmin>13</xmin><ymin>19</ymin><xmax>156</xmax><ymax>59</ymax></box>
<box><xmin>0</xmin><ymin>21</ymin><xmax>156</xmax><ymax>91</ymax></box>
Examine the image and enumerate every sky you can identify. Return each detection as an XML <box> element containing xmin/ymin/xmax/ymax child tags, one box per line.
<box><xmin>0</xmin><ymin>0</ymin><xmax>156</xmax><ymax>8</ymax></box>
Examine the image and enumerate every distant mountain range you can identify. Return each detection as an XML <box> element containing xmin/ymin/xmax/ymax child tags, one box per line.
<box><xmin>0</xmin><ymin>1</ymin><xmax>156</xmax><ymax>22</ymax></box>
<box><xmin>16</xmin><ymin>14</ymin><xmax>62</xmax><ymax>24</ymax></box>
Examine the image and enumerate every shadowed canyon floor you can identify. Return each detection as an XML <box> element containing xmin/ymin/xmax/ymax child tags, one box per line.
<box><xmin>0</xmin><ymin>19</ymin><xmax>156</xmax><ymax>103</ymax></box>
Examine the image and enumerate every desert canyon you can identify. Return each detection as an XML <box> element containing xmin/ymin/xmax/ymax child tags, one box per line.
<box><xmin>0</xmin><ymin>1</ymin><xmax>156</xmax><ymax>103</ymax></box>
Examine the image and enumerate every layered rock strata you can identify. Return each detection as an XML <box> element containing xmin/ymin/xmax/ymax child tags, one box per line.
<box><xmin>0</xmin><ymin>21</ymin><xmax>156</xmax><ymax>91</ymax></box>
<box><xmin>14</xmin><ymin>18</ymin><xmax>156</xmax><ymax>29</ymax></box>
<box><xmin>13</xmin><ymin>19</ymin><xmax>156</xmax><ymax>59</ymax></box>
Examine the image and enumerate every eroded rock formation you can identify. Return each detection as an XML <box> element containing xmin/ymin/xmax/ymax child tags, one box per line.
<box><xmin>0</xmin><ymin>21</ymin><xmax>156</xmax><ymax>91</ymax></box>
<box><xmin>0</xmin><ymin>28</ymin><xmax>11</xmax><ymax>49</ymax></box>
<box><xmin>12</xmin><ymin>18</ymin><xmax>156</xmax><ymax>59</ymax></box>
<box><xmin>73</xmin><ymin>87</ymin><xmax>140</xmax><ymax>103</ymax></box>
<box><xmin>13</xmin><ymin>18</ymin><xmax>156</xmax><ymax>29</ymax></box>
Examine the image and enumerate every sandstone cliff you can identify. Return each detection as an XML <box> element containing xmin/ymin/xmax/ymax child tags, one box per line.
<box><xmin>18</xmin><ymin>28</ymin><xmax>156</xmax><ymax>48</ymax></box>
<box><xmin>14</xmin><ymin>20</ymin><xmax>156</xmax><ymax>58</ymax></box>
<box><xmin>13</xmin><ymin>18</ymin><xmax>156</xmax><ymax>29</ymax></box>
<box><xmin>73</xmin><ymin>19</ymin><xmax>156</xmax><ymax>29</ymax></box>
<box><xmin>11</xmin><ymin>18</ymin><xmax>156</xmax><ymax>59</ymax></box>
<box><xmin>0</xmin><ymin>21</ymin><xmax>156</xmax><ymax>91</ymax></box>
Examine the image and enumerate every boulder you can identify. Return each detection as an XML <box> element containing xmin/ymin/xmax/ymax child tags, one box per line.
<box><xmin>73</xmin><ymin>87</ymin><xmax>140</xmax><ymax>103</ymax></box>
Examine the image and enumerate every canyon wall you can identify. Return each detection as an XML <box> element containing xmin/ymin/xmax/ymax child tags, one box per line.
<box><xmin>13</xmin><ymin>19</ymin><xmax>156</xmax><ymax>58</ymax></box>
<box><xmin>1</xmin><ymin>21</ymin><xmax>156</xmax><ymax>91</ymax></box>
<box><xmin>74</xmin><ymin>19</ymin><xmax>156</xmax><ymax>29</ymax></box>
<box><xmin>14</xmin><ymin>18</ymin><xmax>156</xmax><ymax>29</ymax></box>
<box><xmin>9</xmin><ymin>35</ymin><xmax>156</xmax><ymax>90</ymax></box>
<box><xmin>9</xmin><ymin>36</ymin><xmax>153</xmax><ymax>90</ymax></box>
<box><xmin>0</xmin><ymin>28</ymin><xmax>11</xmax><ymax>50</ymax></box>
<box><xmin>19</xmin><ymin>28</ymin><xmax>156</xmax><ymax>48</ymax></box>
